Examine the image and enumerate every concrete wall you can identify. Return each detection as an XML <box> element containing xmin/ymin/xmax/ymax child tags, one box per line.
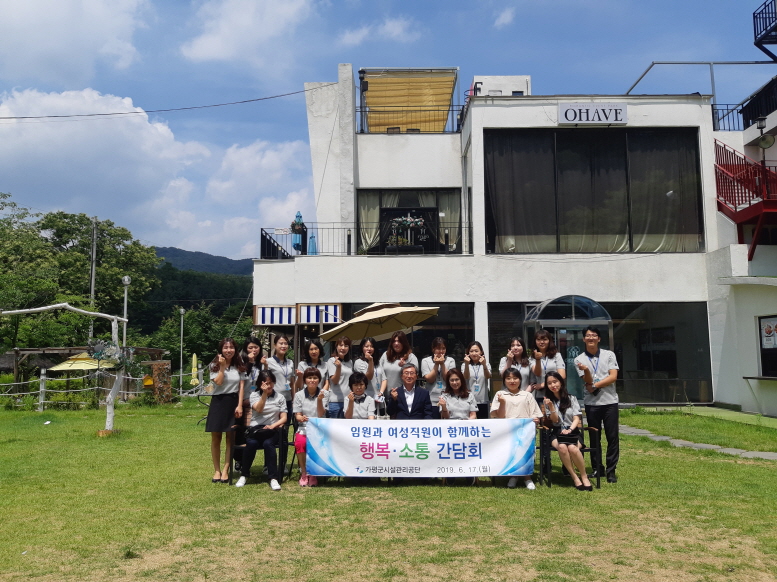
<box><xmin>355</xmin><ymin>134</ymin><xmax>461</xmax><ymax>188</ymax></box>
<box><xmin>254</xmin><ymin>252</ymin><xmax>708</xmax><ymax>306</ymax></box>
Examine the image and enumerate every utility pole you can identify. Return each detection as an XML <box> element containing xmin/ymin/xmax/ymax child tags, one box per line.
<box><xmin>88</xmin><ymin>216</ymin><xmax>98</xmax><ymax>339</ymax></box>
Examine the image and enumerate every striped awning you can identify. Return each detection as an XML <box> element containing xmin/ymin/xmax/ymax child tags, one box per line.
<box><xmin>255</xmin><ymin>305</ymin><xmax>296</xmax><ymax>326</ymax></box>
<box><xmin>297</xmin><ymin>304</ymin><xmax>342</xmax><ymax>325</ymax></box>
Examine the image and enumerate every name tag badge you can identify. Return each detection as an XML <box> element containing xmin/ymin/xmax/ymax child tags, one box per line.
<box><xmin>284</xmin><ymin>382</ymin><xmax>290</xmax><ymax>392</ymax></box>
<box><xmin>473</xmin><ymin>383</ymin><xmax>481</xmax><ymax>393</ymax></box>
<box><xmin>436</xmin><ymin>380</ymin><xmax>443</xmax><ymax>391</ymax></box>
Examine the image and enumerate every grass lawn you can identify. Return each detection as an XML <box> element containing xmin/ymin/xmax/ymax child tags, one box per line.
<box><xmin>620</xmin><ymin>408</ymin><xmax>777</xmax><ymax>452</ymax></box>
<box><xmin>1</xmin><ymin>400</ymin><xmax>776</xmax><ymax>582</ymax></box>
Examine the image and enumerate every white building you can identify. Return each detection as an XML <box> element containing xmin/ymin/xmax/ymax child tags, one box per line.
<box><xmin>253</xmin><ymin>63</ymin><xmax>777</xmax><ymax>417</ymax></box>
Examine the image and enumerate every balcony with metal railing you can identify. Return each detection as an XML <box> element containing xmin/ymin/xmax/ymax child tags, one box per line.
<box><xmin>754</xmin><ymin>0</ymin><xmax>777</xmax><ymax>60</ymax></box>
<box><xmin>356</xmin><ymin>106</ymin><xmax>464</xmax><ymax>134</ymax></box>
<box><xmin>258</xmin><ymin>221</ymin><xmax>472</xmax><ymax>260</ymax></box>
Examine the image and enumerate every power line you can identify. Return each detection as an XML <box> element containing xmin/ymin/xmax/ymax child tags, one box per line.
<box><xmin>0</xmin><ymin>83</ymin><xmax>337</xmax><ymax>121</ymax></box>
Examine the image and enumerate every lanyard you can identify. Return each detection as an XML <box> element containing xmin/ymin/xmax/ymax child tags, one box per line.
<box><xmin>471</xmin><ymin>363</ymin><xmax>481</xmax><ymax>382</ymax></box>
<box><xmin>542</xmin><ymin>356</ymin><xmax>550</xmax><ymax>373</ymax></box>
<box><xmin>586</xmin><ymin>354</ymin><xmax>600</xmax><ymax>378</ymax></box>
<box><xmin>274</xmin><ymin>356</ymin><xmax>290</xmax><ymax>380</ymax></box>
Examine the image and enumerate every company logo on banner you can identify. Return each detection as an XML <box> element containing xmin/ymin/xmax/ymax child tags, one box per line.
<box><xmin>305</xmin><ymin>419</ymin><xmax>536</xmax><ymax>478</ymax></box>
<box><xmin>558</xmin><ymin>102</ymin><xmax>628</xmax><ymax>125</ymax></box>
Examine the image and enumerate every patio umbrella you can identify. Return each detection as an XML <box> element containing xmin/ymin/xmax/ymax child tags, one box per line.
<box><xmin>319</xmin><ymin>303</ymin><xmax>439</xmax><ymax>342</ymax></box>
<box><xmin>48</xmin><ymin>352</ymin><xmax>116</xmax><ymax>372</ymax></box>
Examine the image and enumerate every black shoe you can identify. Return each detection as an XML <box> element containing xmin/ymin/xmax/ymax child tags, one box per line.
<box><xmin>607</xmin><ymin>472</ymin><xmax>617</xmax><ymax>483</ymax></box>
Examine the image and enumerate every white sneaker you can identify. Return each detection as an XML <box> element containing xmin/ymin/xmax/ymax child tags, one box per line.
<box><xmin>507</xmin><ymin>477</ymin><xmax>519</xmax><ymax>489</ymax></box>
<box><xmin>234</xmin><ymin>476</ymin><xmax>246</xmax><ymax>488</ymax></box>
<box><xmin>269</xmin><ymin>479</ymin><xmax>281</xmax><ymax>491</ymax></box>
<box><xmin>524</xmin><ymin>479</ymin><xmax>536</xmax><ymax>490</ymax></box>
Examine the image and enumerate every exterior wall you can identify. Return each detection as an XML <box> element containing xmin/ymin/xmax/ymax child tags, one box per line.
<box><xmin>716</xmin><ymin>282</ymin><xmax>777</xmax><ymax>415</ymax></box>
<box><xmin>254</xmin><ymin>253</ymin><xmax>708</xmax><ymax>306</ymax></box>
<box><xmin>355</xmin><ymin>134</ymin><xmax>461</xmax><ymax>188</ymax></box>
<box><xmin>281</xmin><ymin>66</ymin><xmax>774</xmax><ymax>409</ymax></box>
<box><xmin>706</xmin><ymin>244</ymin><xmax>777</xmax><ymax>415</ymax></box>
<box><xmin>305</xmin><ymin>81</ymin><xmax>340</xmax><ymax>224</ymax></box>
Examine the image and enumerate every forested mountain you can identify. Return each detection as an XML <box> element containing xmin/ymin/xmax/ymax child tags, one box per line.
<box><xmin>131</xmin><ymin>262</ymin><xmax>253</xmax><ymax>334</ymax></box>
<box><xmin>155</xmin><ymin>247</ymin><xmax>253</xmax><ymax>276</ymax></box>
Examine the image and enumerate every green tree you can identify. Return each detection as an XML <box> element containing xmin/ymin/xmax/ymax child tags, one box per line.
<box><xmin>150</xmin><ymin>303</ymin><xmax>257</xmax><ymax>374</ymax></box>
<box><xmin>0</xmin><ymin>194</ymin><xmax>61</xmax><ymax>350</ymax></box>
<box><xmin>37</xmin><ymin>211</ymin><xmax>161</xmax><ymax>320</ymax></box>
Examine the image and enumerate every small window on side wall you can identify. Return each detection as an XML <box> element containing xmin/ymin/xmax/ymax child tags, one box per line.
<box><xmin>758</xmin><ymin>315</ymin><xmax>777</xmax><ymax>377</ymax></box>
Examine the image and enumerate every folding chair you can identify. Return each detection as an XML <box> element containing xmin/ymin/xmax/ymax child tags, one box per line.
<box><xmin>538</xmin><ymin>426</ymin><xmax>601</xmax><ymax>489</ymax></box>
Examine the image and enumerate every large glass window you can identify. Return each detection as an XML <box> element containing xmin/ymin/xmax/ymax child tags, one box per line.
<box><xmin>487</xmin><ymin>301</ymin><xmax>712</xmax><ymax>403</ymax></box>
<box><xmin>483</xmin><ymin>128</ymin><xmax>704</xmax><ymax>253</ymax></box>
<box><xmin>357</xmin><ymin>189</ymin><xmax>462</xmax><ymax>254</ymax></box>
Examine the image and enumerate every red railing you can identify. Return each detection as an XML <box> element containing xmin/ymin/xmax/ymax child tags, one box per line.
<box><xmin>714</xmin><ymin>139</ymin><xmax>777</xmax><ymax>210</ymax></box>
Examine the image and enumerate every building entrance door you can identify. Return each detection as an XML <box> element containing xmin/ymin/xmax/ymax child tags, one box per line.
<box><xmin>523</xmin><ymin>296</ymin><xmax>613</xmax><ymax>402</ymax></box>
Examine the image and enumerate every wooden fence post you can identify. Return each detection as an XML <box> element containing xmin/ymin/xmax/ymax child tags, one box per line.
<box><xmin>38</xmin><ymin>368</ymin><xmax>46</xmax><ymax>412</ymax></box>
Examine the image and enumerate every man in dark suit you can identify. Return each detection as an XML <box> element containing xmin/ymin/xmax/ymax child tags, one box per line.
<box><xmin>387</xmin><ymin>364</ymin><xmax>433</xmax><ymax>420</ymax></box>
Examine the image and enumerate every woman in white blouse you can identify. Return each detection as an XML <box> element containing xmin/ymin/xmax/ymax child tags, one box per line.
<box><xmin>438</xmin><ymin>368</ymin><xmax>477</xmax><ymax>420</ymax></box>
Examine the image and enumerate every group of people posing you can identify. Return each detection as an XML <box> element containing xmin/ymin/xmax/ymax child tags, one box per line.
<box><xmin>204</xmin><ymin>327</ymin><xmax>620</xmax><ymax>492</ymax></box>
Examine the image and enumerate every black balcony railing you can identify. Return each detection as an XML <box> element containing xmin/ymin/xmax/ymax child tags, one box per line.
<box><xmin>356</xmin><ymin>106</ymin><xmax>464</xmax><ymax>134</ymax></box>
<box><xmin>754</xmin><ymin>0</ymin><xmax>777</xmax><ymax>43</ymax></box>
<box><xmin>741</xmin><ymin>76</ymin><xmax>777</xmax><ymax>128</ymax></box>
<box><xmin>258</xmin><ymin>222</ymin><xmax>472</xmax><ymax>259</ymax></box>
<box><xmin>711</xmin><ymin>104</ymin><xmax>745</xmax><ymax>131</ymax></box>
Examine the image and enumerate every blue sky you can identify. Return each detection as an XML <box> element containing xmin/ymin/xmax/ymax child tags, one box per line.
<box><xmin>0</xmin><ymin>0</ymin><xmax>774</xmax><ymax>258</ymax></box>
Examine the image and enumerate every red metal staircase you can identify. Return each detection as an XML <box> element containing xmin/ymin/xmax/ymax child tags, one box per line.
<box><xmin>715</xmin><ymin>139</ymin><xmax>777</xmax><ymax>260</ymax></box>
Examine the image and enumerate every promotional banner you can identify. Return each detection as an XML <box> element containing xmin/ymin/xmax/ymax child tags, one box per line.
<box><xmin>305</xmin><ymin>418</ymin><xmax>536</xmax><ymax>478</ymax></box>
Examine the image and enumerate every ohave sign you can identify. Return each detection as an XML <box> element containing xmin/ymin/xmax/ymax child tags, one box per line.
<box><xmin>558</xmin><ymin>102</ymin><xmax>628</xmax><ymax>125</ymax></box>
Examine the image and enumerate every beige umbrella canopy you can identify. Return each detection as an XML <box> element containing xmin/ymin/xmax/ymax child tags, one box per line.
<box><xmin>319</xmin><ymin>303</ymin><xmax>439</xmax><ymax>342</ymax></box>
<box><xmin>48</xmin><ymin>352</ymin><xmax>116</xmax><ymax>372</ymax></box>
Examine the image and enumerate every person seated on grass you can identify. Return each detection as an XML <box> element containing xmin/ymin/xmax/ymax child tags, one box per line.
<box><xmin>491</xmin><ymin>367</ymin><xmax>542</xmax><ymax>490</ymax></box>
<box><xmin>235</xmin><ymin>370</ymin><xmax>287</xmax><ymax>491</ymax></box>
<box><xmin>438</xmin><ymin>368</ymin><xmax>477</xmax><ymax>420</ymax></box>
<box><xmin>344</xmin><ymin>372</ymin><xmax>376</xmax><ymax>420</ymax></box>
<box><xmin>292</xmin><ymin>367</ymin><xmax>324</xmax><ymax>487</ymax></box>
<box><xmin>541</xmin><ymin>371</ymin><xmax>592</xmax><ymax>491</ymax></box>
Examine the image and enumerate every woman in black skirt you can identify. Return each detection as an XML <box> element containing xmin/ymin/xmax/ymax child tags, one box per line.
<box><xmin>207</xmin><ymin>338</ymin><xmax>246</xmax><ymax>483</ymax></box>
<box><xmin>542</xmin><ymin>371</ymin><xmax>592</xmax><ymax>491</ymax></box>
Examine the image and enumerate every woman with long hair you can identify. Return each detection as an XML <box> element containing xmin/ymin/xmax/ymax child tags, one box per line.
<box><xmin>462</xmin><ymin>340</ymin><xmax>492</xmax><ymax>419</ymax></box>
<box><xmin>438</xmin><ymin>368</ymin><xmax>476</xmax><ymax>420</ymax></box>
<box><xmin>542</xmin><ymin>371</ymin><xmax>592</xmax><ymax>491</ymax></box>
<box><xmin>326</xmin><ymin>336</ymin><xmax>353</xmax><ymax>418</ymax></box>
<box><xmin>234</xmin><ymin>336</ymin><xmax>263</xmax><ymax>474</ymax></box>
<box><xmin>295</xmin><ymin>338</ymin><xmax>328</xmax><ymax>391</ymax></box>
<box><xmin>353</xmin><ymin>337</ymin><xmax>385</xmax><ymax>412</ymax></box>
<box><xmin>234</xmin><ymin>369</ymin><xmax>287</xmax><ymax>491</ymax></box>
<box><xmin>529</xmin><ymin>330</ymin><xmax>566</xmax><ymax>401</ymax></box>
<box><xmin>379</xmin><ymin>331</ymin><xmax>418</xmax><ymax>398</ymax></box>
<box><xmin>206</xmin><ymin>338</ymin><xmax>246</xmax><ymax>483</ymax></box>
<box><xmin>421</xmin><ymin>337</ymin><xmax>457</xmax><ymax>419</ymax></box>
<box><xmin>498</xmin><ymin>337</ymin><xmax>531</xmax><ymax>391</ymax></box>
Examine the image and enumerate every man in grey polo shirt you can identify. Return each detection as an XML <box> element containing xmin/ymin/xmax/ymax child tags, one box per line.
<box><xmin>574</xmin><ymin>326</ymin><xmax>620</xmax><ymax>483</ymax></box>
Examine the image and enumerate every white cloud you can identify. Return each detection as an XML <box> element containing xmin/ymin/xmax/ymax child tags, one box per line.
<box><xmin>180</xmin><ymin>0</ymin><xmax>312</xmax><ymax>71</ymax></box>
<box><xmin>494</xmin><ymin>8</ymin><xmax>515</xmax><ymax>29</ymax></box>
<box><xmin>0</xmin><ymin>0</ymin><xmax>147</xmax><ymax>86</ymax></box>
<box><xmin>338</xmin><ymin>16</ymin><xmax>420</xmax><ymax>46</ymax></box>
<box><xmin>0</xmin><ymin>88</ymin><xmax>315</xmax><ymax>258</ymax></box>
<box><xmin>206</xmin><ymin>140</ymin><xmax>311</xmax><ymax>204</ymax></box>
<box><xmin>339</xmin><ymin>25</ymin><xmax>372</xmax><ymax>47</ymax></box>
